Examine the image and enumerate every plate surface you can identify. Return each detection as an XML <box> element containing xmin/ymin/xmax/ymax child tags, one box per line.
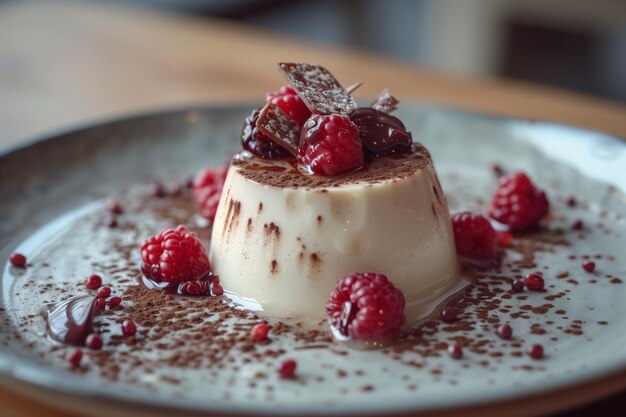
<box><xmin>1</xmin><ymin>105</ymin><xmax>625</xmax><ymax>417</ymax></box>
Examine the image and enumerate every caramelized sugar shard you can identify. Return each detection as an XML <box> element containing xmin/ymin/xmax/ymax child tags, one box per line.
<box><xmin>278</xmin><ymin>62</ymin><xmax>357</xmax><ymax>115</ymax></box>
<box><xmin>256</xmin><ymin>102</ymin><xmax>300</xmax><ymax>156</ymax></box>
<box><xmin>371</xmin><ymin>89</ymin><xmax>399</xmax><ymax>113</ymax></box>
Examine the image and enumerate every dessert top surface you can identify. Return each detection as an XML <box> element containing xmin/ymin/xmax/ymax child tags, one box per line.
<box><xmin>232</xmin><ymin>143</ymin><xmax>432</xmax><ymax>188</ymax></box>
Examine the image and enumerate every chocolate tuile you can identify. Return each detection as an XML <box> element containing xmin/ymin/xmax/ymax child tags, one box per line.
<box><xmin>256</xmin><ymin>102</ymin><xmax>300</xmax><ymax>157</ymax></box>
<box><xmin>371</xmin><ymin>89</ymin><xmax>399</xmax><ymax>113</ymax></box>
<box><xmin>278</xmin><ymin>63</ymin><xmax>357</xmax><ymax>115</ymax></box>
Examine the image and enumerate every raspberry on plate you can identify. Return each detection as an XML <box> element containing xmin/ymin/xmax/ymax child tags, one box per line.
<box><xmin>326</xmin><ymin>272</ymin><xmax>405</xmax><ymax>341</ymax></box>
<box><xmin>488</xmin><ymin>171</ymin><xmax>549</xmax><ymax>231</ymax></box>
<box><xmin>452</xmin><ymin>211</ymin><xmax>497</xmax><ymax>259</ymax></box>
<box><xmin>241</xmin><ymin>109</ymin><xmax>292</xmax><ymax>159</ymax></box>
<box><xmin>140</xmin><ymin>225</ymin><xmax>211</xmax><ymax>284</ymax></box>
<box><xmin>299</xmin><ymin>114</ymin><xmax>364</xmax><ymax>176</ymax></box>
<box><xmin>266</xmin><ymin>86</ymin><xmax>311</xmax><ymax>126</ymax></box>
<box><xmin>192</xmin><ymin>165</ymin><xmax>229</xmax><ymax>222</ymax></box>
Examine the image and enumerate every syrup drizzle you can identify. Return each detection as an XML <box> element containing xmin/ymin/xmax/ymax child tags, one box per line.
<box><xmin>42</xmin><ymin>295</ymin><xmax>98</xmax><ymax>345</ymax></box>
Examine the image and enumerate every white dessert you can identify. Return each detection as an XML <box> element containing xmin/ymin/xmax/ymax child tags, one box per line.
<box><xmin>210</xmin><ymin>146</ymin><xmax>460</xmax><ymax>320</ymax></box>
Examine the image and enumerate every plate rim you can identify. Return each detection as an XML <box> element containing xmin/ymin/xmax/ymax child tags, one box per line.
<box><xmin>1</xmin><ymin>103</ymin><xmax>625</xmax><ymax>416</ymax></box>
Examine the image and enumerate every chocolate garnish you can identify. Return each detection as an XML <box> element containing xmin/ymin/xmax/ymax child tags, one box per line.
<box><xmin>349</xmin><ymin>107</ymin><xmax>412</xmax><ymax>156</ymax></box>
<box><xmin>42</xmin><ymin>295</ymin><xmax>98</xmax><ymax>345</ymax></box>
<box><xmin>371</xmin><ymin>89</ymin><xmax>399</xmax><ymax>113</ymax></box>
<box><xmin>256</xmin><ymin>102</ymin><xmax>300</xmax><ymax>157</ymax></box>
<box><xmin>278</xmin><ymin>62</ymin><xmax>357</xmax><ymax>115</ymax></box>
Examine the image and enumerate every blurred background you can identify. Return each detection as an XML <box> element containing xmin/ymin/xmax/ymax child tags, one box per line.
<box><xmin>96</xmin><ymin>0</ymin><xmax>626</xmax><ymax>103</ymax></box>
<box><xmin>1</xmin><ymin>0</ymin><xmax>625</xmax><ymax>146</ymax></box>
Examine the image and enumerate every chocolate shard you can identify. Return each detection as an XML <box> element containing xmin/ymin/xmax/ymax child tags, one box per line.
<box><xmin>278</xmin><ymin>62</ymin><xmax>357</xmax><ymax>115</ymax></box>
<box><xmin>256</xmin><ymin>102</ymin><xmax>300</xmax><ymax>157</ymax></box>
<box><xmin>345</xmin><ymin>81</ymin><xmax>363</xmax><ymax>95</ymax></box>
<box><xmin>371</xmin><ymin>89</ymin><xmax>399</xmax><ymax>113</ymax></box>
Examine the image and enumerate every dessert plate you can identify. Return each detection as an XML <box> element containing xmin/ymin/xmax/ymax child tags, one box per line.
<box><xmin>1</xmin><ymin>104</ymin><xmax>625</xmax><ymax>417</ymax></box>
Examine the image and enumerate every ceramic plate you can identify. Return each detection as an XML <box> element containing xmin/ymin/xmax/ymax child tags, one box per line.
<box><xmin>1</xmin><ymin>105</ymin><xmax>625</xmax><ymax>417</ymax></box>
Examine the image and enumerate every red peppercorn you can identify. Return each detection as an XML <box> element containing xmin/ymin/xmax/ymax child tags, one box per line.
<box><xmin>566</xmin><ymin>197</ymin><xmax>577</xmax><ymax>207</ymax></box>
<box><xmin>511</xmin><ymin>279</ymin><xmax>525</xmax><ymax>293</ymax></box>
<box><xmin>527</xmin><ymin>344</ymin><xmax>544</xmax><ymax>359</ymax></box>
<box><xmin>85</xmin><ymin>333</ymin><xmax>103</xmax><ymax>350</ymax></box>
<box><xmin>440</xmin><ymin>306</ymin><xmax>458</xmax><ymax>323</ymax></box>
<box><xmin>107</xmin><ymin>296</ymin><xmax>122</xmax><ymax>307</ymax></box>
<box><xmin>9</xmin><ymin>252</ymin><xmax>27</xmax><ymax>268</ymax></box>
<box><xmin>572</xmin><ymin>219</ymin><xmax>583</xmax><ymax>230</ymax></box>
<box><xmin>95</xmin><ymin>298</ymin><xmax>107</xmax><ymax>310</ymax></box>
<box><xmin>278</xmin><ymin>359</ymin><xmax>297</xmax><ymax>379</ymax></box>
<box><xmin>251</xmin><ymin>323</ymin><xmax>269</xmax><ymax>342</ymax></box>
<box><xmin>106</xmin><ymin>200</ymin><xmax>123</xmax><ymax>215</ymax></box>
<box><xmin>524</xmin><ymin>273</ymin><xmax>545</xmax><ymax>291</ymax></box>
<box><xmin>84</xmin><ymin>274</ymin><xmax>103</xmax><ymax>290</ymax></box>
<box><xmin>96</xmin><ymin>286</ymin><xmax>111</xmax><ymax>298</ymax></box>
<box><xmin>497</xmin><ymin>324</ymin><xmax>513</xmax><ymax>340</ymax></box>
<box><xmin>582</xmin><ymin>261</ymin><xmax>595</xmax><ymax>272</ymax></box>
<box><xmin>149</xmin><ymin>182</ymin><xmax>165</xmax><ymax>198</ymax></box>
<box><xmin>447</xmin><ymin>344</ymin><xmax>463</xmax><ymax>359</ymax></box>
<box><xmin>122</xmin><ymin>319</ymin><xmax>137</xmax><ymax>336</ymax></box>
<box><xmin>106</xmin><ymin>217</ymin><xmax>118</xmax><ymax>228</ymax></box>
<box><xmin>65</xmin><ymin>348</ymin><xmax>83</xmax><ymax>367</ymax></box>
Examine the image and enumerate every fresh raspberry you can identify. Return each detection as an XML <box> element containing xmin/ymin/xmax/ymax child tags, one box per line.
<box><xmin>326</xmin><ymin>272</ymin><xmax>405</xmax><ymax>341</ymax></box>
<box><xmin>299</xmin><ymin>114</ymin><xmax>364</xmax><ymax>176</ymax></box>
<box><xmin>451</xmin><ymin>212</ymin><xmax>497</xmax><ymax>259</ymax></box>
<box><xmin>192</xmin><ymin>165</ymin><xmax>228</xmax><ymax>222</ymax></box>
<box><xmin>488</xmin><ymin>172</ymin><xmax>549</xmax><ymax>230</ymax></box>
<box><xmin>266</xmin><ymin>86</ymin><xmax>311</xmax><ymax>126</ymax></box>
<box><xmin>140</xmin><ymin>225</ymin><xmax>211</xmax><ymax>285</ymax></box>
<box><xmin>241</xmin><ymin>109</ymin><xmax>292</xmax><ymax>159</ymax></box>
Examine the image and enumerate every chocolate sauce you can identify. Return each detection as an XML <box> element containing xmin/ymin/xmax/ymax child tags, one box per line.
<box><xmin>349</xmin><ymin>108</ymin><xmax>412</xmax><ymax>156</ymax></box>
<box><xmin>42</xmin><ymin>295</ymin><xmax>98</xmax><ymax>345</ymax></box>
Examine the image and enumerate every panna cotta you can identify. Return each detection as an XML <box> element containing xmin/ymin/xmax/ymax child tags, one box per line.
<box><xmin>210</xmin><ymin>145</ymin><xmax>460</xmax><ymax>319</ymax></box>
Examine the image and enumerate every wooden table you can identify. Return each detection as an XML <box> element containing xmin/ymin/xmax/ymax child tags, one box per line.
<box><xmin>0</xmin><ymin>1</ymin><xmax>624</xmax><ymax>416</ymax></box>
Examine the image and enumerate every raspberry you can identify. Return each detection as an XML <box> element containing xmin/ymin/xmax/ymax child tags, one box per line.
<box><xmin>266</xmin><ymin>86</ymin><xmax>311</xmax><ymax>126</ymax></box>
<box><xmin>326</xmin><ymin>272</ymin><xmax>405</xmax><ymax>341</ymax></box>
<box><xmin>488</xmin><ymin>172</ymin><xmax>549</xmax><ymax>230</ymax></box>
<box><xmin>140</xmin><ymin>225</ymin><xmax>211</xmax><ymax>285</ymax></box>
<box><xmin>451</xmin><ymin>212</ymin><xmax>497</xmax><ymax>259</ymax></box>
<box><xmin>299</xmin><ymin>114</ymin><xmax>364</xmax><ymax>176</ymax></box>
<box><xmin>241</xmin><ymin>109</ymin><xmax>292</xmax><ymax>159</ymax></box>
<box><xmin>192</xmin><ymin>166</ymin><xmax>228</xmax><ymax>222</ymax></box>
<box><xmin>177</xmin><ymin>280</ymin><xmax>211</xmax><ymax>295</ymax></box>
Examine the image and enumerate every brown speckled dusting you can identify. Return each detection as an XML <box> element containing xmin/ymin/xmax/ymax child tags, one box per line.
<box><xmin>233</xmin><ymin>144</ymin><xmax>431</xmax><ymax>188</ymax></box>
